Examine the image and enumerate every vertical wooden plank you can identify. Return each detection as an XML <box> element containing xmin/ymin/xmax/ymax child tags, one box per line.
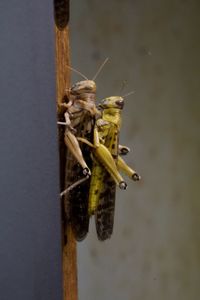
<box><xmin>54</xmin><ymin>1</ymin><xmax>78</xmax><ymax>300</ymax></box>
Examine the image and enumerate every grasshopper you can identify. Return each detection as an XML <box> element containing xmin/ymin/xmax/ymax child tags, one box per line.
<box><xmin>78</xmin><ymin>95</ymin><xmax>140</xmax><ymax>240</ymax></box>
<box><xmin>59</xmin><ymin>59</ymin><xmax>108</xmax><ymax>241</ymax></box>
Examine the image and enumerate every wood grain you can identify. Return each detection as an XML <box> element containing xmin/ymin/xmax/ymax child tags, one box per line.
<box><xmin>54</xmin><ymin>1</ymin><xmax>78</xmax><ymax>299</ymax></box>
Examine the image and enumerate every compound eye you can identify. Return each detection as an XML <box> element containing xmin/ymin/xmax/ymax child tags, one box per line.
<box><xmin>84</xmin><ymin>86</ymin><xmax>91</xmax><ymax>90</ymax></box>
<box><xmin>116</xmin><ymin>100</ymin><xmax>124</xmax><ymax>108</ymax></box>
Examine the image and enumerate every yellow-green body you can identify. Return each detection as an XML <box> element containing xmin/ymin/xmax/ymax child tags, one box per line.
<box><xmin>79</xmin><ymin>95</ymin><xmax>141</xmax><ymax>240</ymax></box>
<box><xmin>88</xmin><ymin>97</ymin><xmax>123</xmax><ymax>215</ymax></box>
<box><xmin>76</xmin><ymin>95</ymin><xmax>140</xmax><ymax>240</ymax></box>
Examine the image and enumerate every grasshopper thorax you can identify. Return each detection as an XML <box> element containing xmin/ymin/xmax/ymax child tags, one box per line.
<box><xmin>70</xmin><ymin>80</ymin><xmax>96</xmax><ymax>95</ymax></box>
<box><xmin>99</xmin><ymin>96</ymin><xmax>124</xmax><ymax>110</ymax></box>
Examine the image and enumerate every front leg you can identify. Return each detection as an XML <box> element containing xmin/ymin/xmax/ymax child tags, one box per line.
<box><xmin>117</xmin><ymin>156</ymin><xmax>141</xmax><ymax>181</ymax></box>
<box><xmin>93</xmin><ymin>128</ymin><xmax>127</xmax><ymax>189</ymax></box>
<box><xmin>58</xmin><ymin>111</ymin><xmax>88</xmax><ymax>174</ymax></box>
<box><xmin>64</xmin><ymin>130</ymin><xmax>91</xmax><ymax>177</ymax></box>
<box><xmin>78</xmin><ymin>129</ymin><xmax>127</xmax><ymax>190</ymax></box>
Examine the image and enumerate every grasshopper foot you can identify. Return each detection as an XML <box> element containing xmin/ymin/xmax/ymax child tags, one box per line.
<box><xmin>83</xmin><ymin>167</ymin><xmax>91</xmax><ymax>177</ymax></box>
<box><xmin>132</xmin><ymin>173</ymin><xmax>141</xmax><ymax>181</ymax></box>
<box><xmin>119</xmin><ymin>181</ymin><xmax>127</xmax><ymax>190</ymax></box>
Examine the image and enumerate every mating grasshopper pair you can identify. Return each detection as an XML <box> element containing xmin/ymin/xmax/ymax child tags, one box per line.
<box><xmin>59</xmin><ymin>61</ymin><xmax>140</xmax><ymax>241</ymax></box>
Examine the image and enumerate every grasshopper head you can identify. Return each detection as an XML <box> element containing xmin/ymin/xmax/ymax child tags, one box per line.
<box><xmin>99</xmin><ymin>96</ymin><xmax>124</xmax><ymax>110</ymax></box>
<box><xmin>70</xmin><ymin>80</ymin><xmax>96</xmax><ymax>95</ymax></box>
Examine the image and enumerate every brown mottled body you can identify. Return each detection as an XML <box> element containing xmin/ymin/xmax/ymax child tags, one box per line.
<box><xmin>64</xmin><ymin>81</ymin><xmax>97</xmax><ymax>241</ymax></box>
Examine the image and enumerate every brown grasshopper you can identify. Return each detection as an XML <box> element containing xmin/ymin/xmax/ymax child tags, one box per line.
<box><xmin>58</xmin><ymin>59</ymin><xmax>108</xmax><ymax>240</ymax></box>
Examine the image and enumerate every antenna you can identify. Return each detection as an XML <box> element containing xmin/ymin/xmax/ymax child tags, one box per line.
<box><xmin>92</xmin><ymin>57</ymin><xmax>109</xmax><ymax>81</ymax></box>
<box><xmin>122</xmin><ymin>91</ymin><xmax>135</xmax><ymax>98</ymax></box>
<box><xmin>119</xmin><ymin>80</ymin><xmax>128</xmax><ymax>94</ymax></box>
<box><xmin>67</xmin><ymin>66</ymin><xmax>88</xmax><ymax>80</ymax></box>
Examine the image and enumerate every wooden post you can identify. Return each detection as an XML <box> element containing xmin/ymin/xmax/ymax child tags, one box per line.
<box><xmin>54</xmin><ymin>1</ymin><xmax>78</xmax><ymax>300</ymax></box>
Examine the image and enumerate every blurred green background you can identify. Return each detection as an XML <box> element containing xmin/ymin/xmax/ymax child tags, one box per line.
<box><xmin>70</xmin><ymin>1</ymin><xmax>200</xmax><ymax>299</ymax></box>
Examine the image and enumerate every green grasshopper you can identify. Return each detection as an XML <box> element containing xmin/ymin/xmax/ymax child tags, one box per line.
<box><xmin>78</xmin><ymin>95</ymin><xmax>140</xmax><ymax>240</ymax></box>
<box><xmin>59</xmin><ymin>59</ymin><xmax>108</xmax><ymax>241</ymax></box>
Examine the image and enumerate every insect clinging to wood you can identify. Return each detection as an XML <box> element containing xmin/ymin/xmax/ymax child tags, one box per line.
<box><xmin>78</xmin><ymin>94</ymin><xmax>141</xmax><ymax>240</ymax></box>
<box><xmin>58</xmin><ymin>59</ymin><xmax>109</xmax><ymax>241</ymax></box>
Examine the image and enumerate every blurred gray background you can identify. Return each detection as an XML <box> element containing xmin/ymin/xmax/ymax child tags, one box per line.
<box><xmin>70</xmin><ymin>0</ymin><xmax>200</xmax><ymax>299</ymax></box>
